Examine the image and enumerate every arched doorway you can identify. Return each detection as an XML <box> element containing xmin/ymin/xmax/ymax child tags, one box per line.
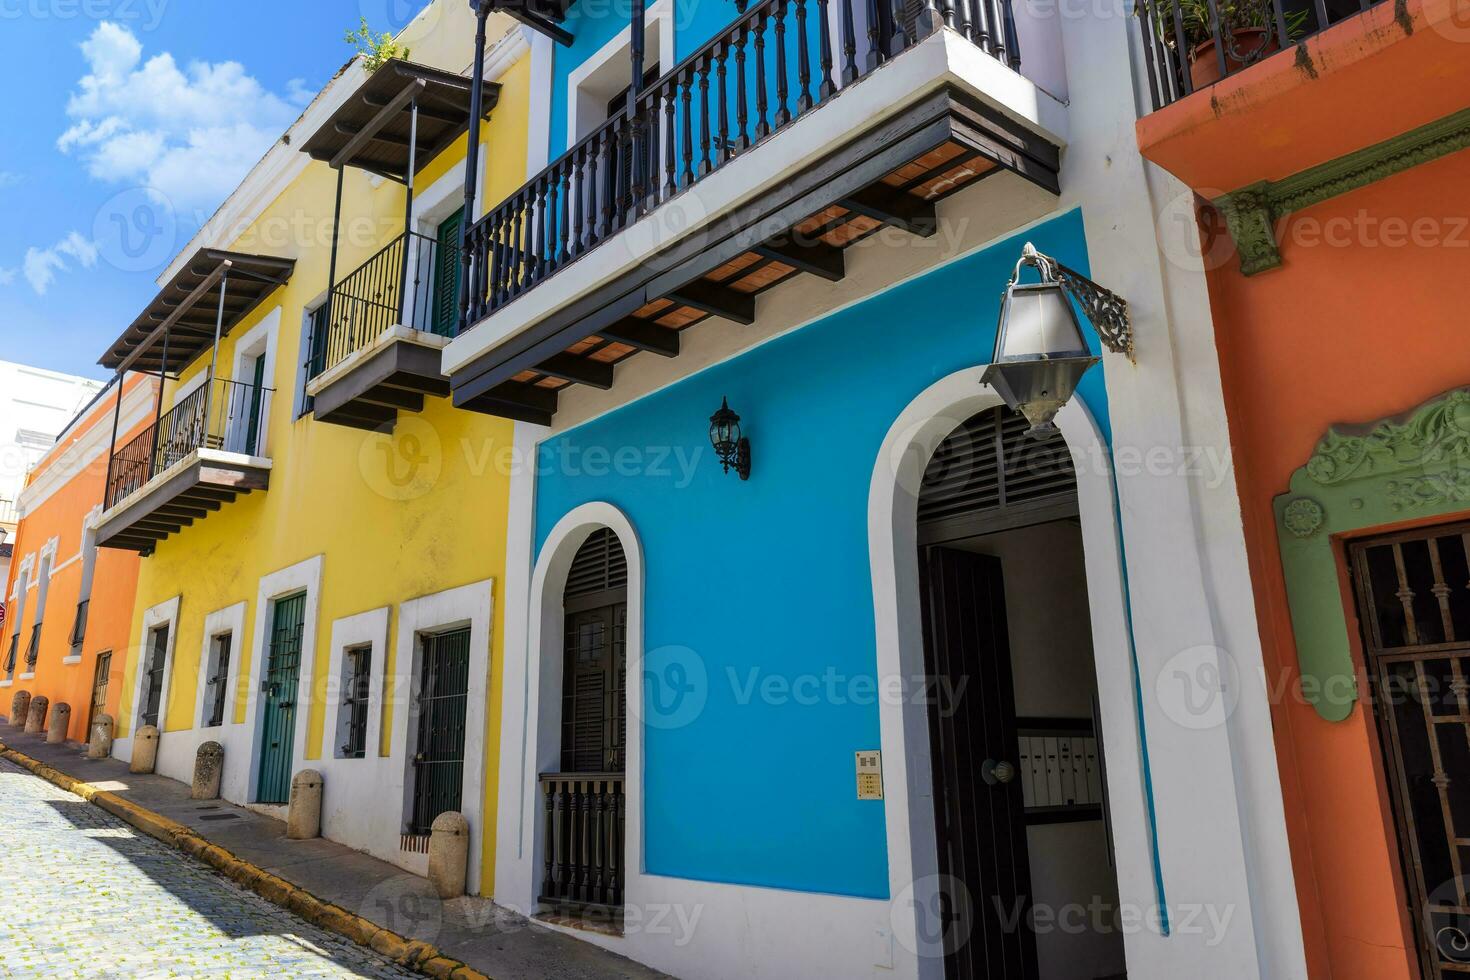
<box><xmin>916</xmin><ymin>405</ymin><xmax>1126</xmax><ymax>980</ymax></box>
<box><xmin>540</xmin><ymin>527</ymin><xmax>628</xmax><ymax>916</ymax></box>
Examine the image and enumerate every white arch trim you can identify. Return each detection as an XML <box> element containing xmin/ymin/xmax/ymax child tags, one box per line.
<box><xmin>868</xmin><ymin>368</ymin><xmax>1161</xmax><ymax>980</ymax></box>
<box><xmin>508</xmin><ymin>502</ymin><xmax>647</xmax><ymax>906</ymax></box>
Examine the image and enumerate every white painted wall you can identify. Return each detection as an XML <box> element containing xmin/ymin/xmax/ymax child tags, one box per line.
<box><xmin>0</xmin><ymin>359</ymin><xmax>106</xmax><ymax>530</ymax></box>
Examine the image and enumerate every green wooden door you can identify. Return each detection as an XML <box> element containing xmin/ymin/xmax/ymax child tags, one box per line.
<box><xmin>256</xmin><ymin>592</ymin><xmax>305</xmax><ymax>804</ymax></box>
<box><xmin>430</xmin><ymin>207</ymin><xmax>464</xmax><ymax>337</ymax></box>
<box><xmin>244</xmin><ymin>356</ymin><xmax>266</xmax><ymax>455</ymax></box>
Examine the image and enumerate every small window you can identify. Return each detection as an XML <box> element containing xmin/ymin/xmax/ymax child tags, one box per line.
<box><xmin>340</xmin><ymin>644</ymin><xmax>372</xmax><ymax>759</ymax></box>
<box><xmin>204</xmin><ymin>632</ymin><xmax>233</xmax><ymax>728</ymax></box>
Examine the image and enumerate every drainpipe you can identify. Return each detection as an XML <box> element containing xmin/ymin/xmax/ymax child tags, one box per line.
<box><xmin>458</xmin><ymin>1</ymin><xmax>491</xmax><ymax>330</ymax></box>
<box><xmin>319</xmin><ymin>166</ymin><xmax>346</xmax><ymax>381</ymax></box>
<box><xmin>104</xmin><ymin>372</ymin><xmax>124</xmax><ymax>509</ymax></box>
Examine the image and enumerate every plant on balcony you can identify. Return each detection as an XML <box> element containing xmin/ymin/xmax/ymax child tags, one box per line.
<box><xmin>1153</xmin><ymin>0</ymin><xmax>1308</xmax><ymax>88</ymax></box>
<box><xmin>345</xmin><ymin>18</ymin><xmax>410</xmax><ymax>73</ymax></box>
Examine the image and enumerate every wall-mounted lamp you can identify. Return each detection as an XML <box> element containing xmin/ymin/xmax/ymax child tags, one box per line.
<box><xmin>709</xmin><ymin>397</ymin><xmax>752</xmax><ymax>480</ymax></box>
<box><xmin>980</xmin><ymin>243</ymin><xmax>1132</xmax><ymax>435</ymax></box>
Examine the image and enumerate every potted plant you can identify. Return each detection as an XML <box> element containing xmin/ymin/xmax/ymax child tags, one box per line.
<box><xmin>1155</xmin><ymin>0</ymin><xmax>1308</xmax><ymax>89</ymax></box>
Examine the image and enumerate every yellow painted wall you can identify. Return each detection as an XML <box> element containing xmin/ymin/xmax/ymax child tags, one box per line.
<box><xmin>115</xmin><ymin>4</ymin><xmax>528</xmax><ymax>893</ymax></box>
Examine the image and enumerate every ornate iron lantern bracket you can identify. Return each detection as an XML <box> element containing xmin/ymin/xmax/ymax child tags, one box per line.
<box><xmin>1016</xmin><ymin>243</ymin><xmax>1133</xmax><ymax>359</ymax></box>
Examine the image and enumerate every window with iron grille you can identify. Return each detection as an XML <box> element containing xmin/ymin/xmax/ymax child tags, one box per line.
<box><xmin>70</xmin><ymin>526</ymin><xmax>99</xmax><ymax>657</ymax></box>
<box><xmin>25</xmin><ymin>553</ymin><xmax>51</xmax><ymax>671</ymax></box>
<box><xmin>86</xmin><ymin>650</ymin><xmax>112</xmax><ymax>739</ymax></box>
<box><xmin>140</xmin><ymin>624</ymin><xmax>169</xmax><ymax>730</ymax></box>
<box><xmin>341</xmin><ymin>644</ymin><xmax>372</xmax><ymax>759</ymax></box>
<box><xmin>69</xmin><ymin>599</ymin><xmax>90</xmax><ymax>657</ymax></box>
<box><xmin>204</xmin><ymin>632</ymin><xmax>232</xmax><ymax>728</ymax></box>
<box><xmin>3</xmin><ymin>632</ymin><xmax>17</xmax><ymax>676</ymax></box>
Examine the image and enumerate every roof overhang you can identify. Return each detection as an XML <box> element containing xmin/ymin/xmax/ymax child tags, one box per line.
<box><xmin>99</xmin><ymin>248</ymin><xmax>297</xmax><ymax>375</ymax></box>
<box><xmin>299</xmin><ymin>59</ymin><xmax>501</xmax><ymax>182</ymax></box>
<box><xmin>479</xmin><ymin>0</ymin><xmax>575</xmax><ymax>46</ymax></box>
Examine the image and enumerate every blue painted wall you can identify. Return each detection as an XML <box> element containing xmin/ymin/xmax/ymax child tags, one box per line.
<box><xmin>534</xmin><ymin>209</ymin><xmax>1110</xmax><ymax>899</ymax></box>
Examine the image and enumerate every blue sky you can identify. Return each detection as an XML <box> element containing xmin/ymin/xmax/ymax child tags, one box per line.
<box><xmin>0</xmin><ymin>0</ymin><xmax>433</xmax><ymax>380</ymax></box>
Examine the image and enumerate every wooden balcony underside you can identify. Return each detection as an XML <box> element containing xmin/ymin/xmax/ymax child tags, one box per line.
<box><xmin>97</xmin><ymin>454</ymin><xmax>269</xmax><ymax>555</ymax></box>
<box><xmin>449</xmin><ymin>86</ymin><xmax>1061</xmax><ymax>424</ymax></box>
<box><xmin>311</xmin><ymin>336</ymin><xmax>450</xmax><ymax>431</ymax></box>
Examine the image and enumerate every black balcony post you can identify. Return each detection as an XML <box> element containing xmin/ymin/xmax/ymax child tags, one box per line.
<box><xmin>207</xmin><ymin>268</ymin><xmax>231</xmax><ymax>444</ymax></box>
<box><xmin>399</xmin><ymin>98</ymin><xmax>421</xmax><ymax>327</ymax></box>
<box><xmin>630</xmin><ymin>0</ymin><xmax>647</xmax><ymax>213</ymax></box>
<box><xmin>149</xmin><ymin>326</ymin><xmax>169</xmax><ymax>480</ymax></box>
<box><xmin>458</xmin><ymin>2</ymin><xmax>492</xmax><ymax>332</ymax></box>
<box><xmin>320</xmin><ymin>166</ymin><xmax>345</xmax><ymax>380</ymax></box>
<box><xmin>104</xmin><ymin>371</ymin><xmax>124</xmax><ymax>509</ymax></box>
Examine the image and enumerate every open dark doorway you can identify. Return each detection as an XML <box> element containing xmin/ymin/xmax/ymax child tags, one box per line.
<box><xmin>918</xmin><ymin>405</ymin><xmax>1126</xmax><ymax>980</ymax></box>
<box><xmin>541</xmin><ymin>527</ymin><xmax>628</xmax><ymax>916</ymax></box>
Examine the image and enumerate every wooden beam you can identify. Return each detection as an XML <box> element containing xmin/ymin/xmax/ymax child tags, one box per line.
<box><xmin>115</xmin><ymin>261</ymin><xmax>231</xmax><ymax>375</ymax></box>
<box><xmin>335</xmin><ymin>122</ymin><xmax>413</xmax><ymax>148</ymax></box>
<box><xmin>838</xmin><ymin>186</ymin><xmax>938</xmax><ymax>237</ymax></box>
<box><xmin>362</xmin><ymin>88</ymin><xmax>457</xmax><ymax>125</ymax></box>
<box><xmin>357</xmin><ymin>385</ymin><xmax>427</xmax><ymax>411</ymax></box>
<box><xmin>461</xmin><ymin>392</ymin><xmax>553</xmax><ymax>426</ymax></box>
<box><xmin>664</xmin><ymin>280</ymin><xmax>755</xmax><ymax>324</ymax></box>
<box><xmin>752</xmin><ymin>238</ymin><xmax>846</xmax><ymax>281</ymax></box>
<box><xmin>598</xmin><ymin>318</ymin><xmax>680</xmax><ymax>357</ymax></box>
<box><xmin>535</xmin><ymin>353</ymin><xmax>614</xmax><ymax>389</ymax></box>
<box><xmin>334</xmin><ymin>78</ymin><xmax>427</xmax><ymax>170</ymax></box>
<box><xmin>488</xmin><ymin>380</ymin><xmax>558</xmax><ymax>413</ymax></box>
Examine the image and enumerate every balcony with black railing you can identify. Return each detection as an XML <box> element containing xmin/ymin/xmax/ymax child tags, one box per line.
<box><xmin>445</xmin><ymin>0</ymin><xmax>1066</xmax><ymax>423</ymax></box>
<box><xmin>1136</xmin><ymin>0</ymin><xmax>1389</xmax><ymax>110</ymax></box>
<box><xmin>97</xmin><ymin>376</ymin><xmax>273</xmax><ymax>555</ymax></box>
<box><xmin>305</xmin><ymin>230</ymin><xmax>459</xmax><ymax>432</ymax></box>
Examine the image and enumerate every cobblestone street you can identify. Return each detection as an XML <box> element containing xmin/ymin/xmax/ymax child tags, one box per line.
<box><xmin>0</xmin><ymin>758</ymin><xmax>420</xmax><ymax>979</ymax></box>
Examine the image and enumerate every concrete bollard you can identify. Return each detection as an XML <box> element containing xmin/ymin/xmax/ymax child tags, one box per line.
<box><xmin>428</xmin><ymin>811</ymin><xmax>470</xmax><ymax>899</ymax></box>
<box><xmin>191</xmin><ymin>741</ymin><xmax>224</xmax><ymax>800</ymax></box>
<box><xmin>87</xmin><ymin>714</ymin><xmax>114</xmax><ymax>760</ymax></box>
<box><xmin>9</xmin><ymin>690</ymin><xmax>31</xmax><ymax>728</ymax></box>
<box><xmin>130</xmin><ymin>725</ymin><xmax>159</xmax><ymax>774</ymax></box>
<box><xmin>24</xmin><ymin>695</ymin><xmax>48</xmax><ymax>734</ymax></box>
<box><xmin>287</xmin><ymin>769</ymin><xmax>323</xmax><ymax>839</ymax></box>
<box><xmin>45</xmin><ymin>702</ymin><xmax>70</xmax><ymax>744</ymax></box>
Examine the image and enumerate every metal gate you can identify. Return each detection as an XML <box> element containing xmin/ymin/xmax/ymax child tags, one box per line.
<box><xmin>1352</xmin><ymin>521</ymin><xmax>1470</xmax><ymax>979</ymax></box>
<box><xmin>140</xmin><ymin>625</ymin><xmax>169</xmax><ymax>729</ymax></box>
<box><xmin>408</xmin><ymin>627</ymin><xmax>471</xmax><ymax>835</ymax></box>
<box><xmin>256</xmin><ymin>593</ymin><xmax>305</xmax><ymax>804</ymax></box>
<box><xmin>86</xmin><ymin>650</ymin><xmax>112</xmax><ymax>739</ymax></box>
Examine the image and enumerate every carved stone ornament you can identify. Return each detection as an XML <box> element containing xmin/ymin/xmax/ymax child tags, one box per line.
<box><xmin>1303</xmin><ymin>388</ymin><xmax>1470</xmax><ymax>511</ymax></box>
<box><xmin>1282</xmin><ymin>497</ymin><xmax>1324</xmax><ymax>538</ymax></box>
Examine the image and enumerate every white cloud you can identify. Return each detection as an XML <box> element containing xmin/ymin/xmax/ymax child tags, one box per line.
<box><xmin>23</xmin><ymin>232</ymin><xmax>99</xmax><ymax>296</ymax></box>
<box><xmin>57</xmin><ymin>21</ymin><xmax>300</xmax><ymax>212</ymax></box>
<box><xmin>0</xmin><ymin>267</ymin><xmax>15</xmax><ymax>286</ymax></box>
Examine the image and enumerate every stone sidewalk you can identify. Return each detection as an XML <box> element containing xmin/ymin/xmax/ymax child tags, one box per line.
<box><xmin>0</xmin><ymin>727</ymin><xmax>669</xmax><ymax>980</ymax></box>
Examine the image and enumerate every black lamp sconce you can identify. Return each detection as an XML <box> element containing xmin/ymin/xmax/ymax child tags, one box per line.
<box><xmin>709</xmin><ymin>397</ymin><xmax>752</xmax><ymax>480</ymax></box>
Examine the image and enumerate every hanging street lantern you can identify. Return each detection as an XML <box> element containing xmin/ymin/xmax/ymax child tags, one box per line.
<box><xmin>980</xmin><ymin>243</ymin><xmax>1133</xmax><ymax>435</ymax></box>
<box><xmin>709</xmin><ymin>397</ymin><xmax>752</xmax><ymax>480</ymax></box>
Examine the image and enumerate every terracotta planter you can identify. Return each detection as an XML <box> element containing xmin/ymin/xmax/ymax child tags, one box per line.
<box><xmin>1188</xmin><ymin>27</ymin><xmax>1278</xmax><ymax>89</ymax></box>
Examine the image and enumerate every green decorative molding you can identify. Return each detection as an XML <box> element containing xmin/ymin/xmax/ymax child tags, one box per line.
<box><xmin>1216</xmin><ymin>107</ymin><xmax>1470</xmax><ymax>276</ymax></box>
<box><xmin>1277</xmin><ymin>388</ymin><xmax>1470</xmax><ymax>721</ymax></box>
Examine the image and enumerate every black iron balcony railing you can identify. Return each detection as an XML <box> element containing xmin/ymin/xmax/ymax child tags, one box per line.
<box><xmin>1136</xmin><ymin>0</ymin><xmax>1384</xmax><ymax>109</ymax></box>
<box><xmin>23</xmin><ymin>623</ymin><xmax>40</xmax><ymax>672</ymax></box>
<box><xmin>105</xmin><ymin>377</ymin><xmax>273</xmax><ymax>511</ymax></box>
<box><xmin>309</xmin><ymin>230</ymin><xmax>460</xmax><ymax>380</ymax></box>
<box><xmin>3</xmin><ymin>633</ymin><xmax>16</xmax><ymax>675</ymax></box>
<box><xmin>460</xmin><ymin>0</ymin><xmax>1019</xmax><ymax>330</ymax></box>
<box><xmin>540</xmin><ymin>772</ymin><xmax>626</xmax><ymax>910</ymax></box>
<box><xmin>69</xmin><ymin>598</ymin><xmax>89</xmax><ymax>657</ymax></box>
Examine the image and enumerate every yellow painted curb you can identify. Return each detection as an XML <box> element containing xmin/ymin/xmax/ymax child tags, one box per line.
<box><xmin>0</xmin><ymin>742</ymin><xmax>492</xmax><ymax>980</ymax></box>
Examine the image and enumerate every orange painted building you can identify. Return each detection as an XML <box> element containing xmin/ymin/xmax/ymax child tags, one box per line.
<box><xmin>1137</xmin><ymin>0</ymin><xmax>1470</xmax><ymax>977</ymax></box>
<box><xmin>2</xmin><ymin>373</ymin><xmax>157</xmax><ymax>742</ymax></box>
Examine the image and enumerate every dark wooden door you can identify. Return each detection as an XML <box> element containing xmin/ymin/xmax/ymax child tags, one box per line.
<box><xmin>409</xmin><ymin>627</ymin><xmax>471</xmax><ymax>834</ymax></box>
<box><xmin>1353</xmin><ymin>523</ymin><xmax>1470</xmax><ymax>979</ymax></box>
<box><xmin>920</xmin><ymin>546</ymin><xmax>1038</xmax><ymax>980</ymax></box>
<box><xmin>561</xmin><ymin>603</ymin><xmax>627</xmax><ymax>773</ymax></box>
<box><xmin>140</xmin><ymin>625</ymin><xmax>169</xmax><ymax>730</ymax></box>
<box><xmin>257</xmin><ymin>593</ymin><xmax>305</xmax><ymax>804</ymax></box>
